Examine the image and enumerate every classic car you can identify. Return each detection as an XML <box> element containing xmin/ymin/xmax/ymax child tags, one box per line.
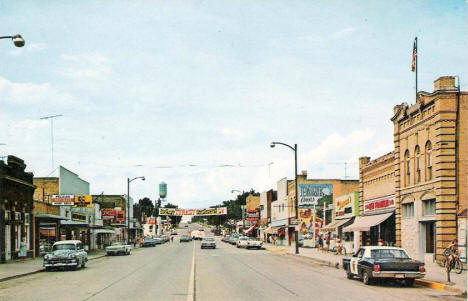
<box><xmin>342</xmin><ymin>246</ymin><xmax>425</xmax><ymax>286</ymax></box>
<box><xmin>179</xmin><ymin>235</ymin><xmax>191</xmax><ymax>242</ymax></box>
<box><xmin>43</xmin><ymin>240</ymin><xmax>88</xmax><ymax>271</ymax></box>
<box><xmin>201</xmin><ymin>237</ymin><xmax>216</xmax><ymax>249</ymax></box>
<box><xmin>228</xmin><ymin>234</ymin><xmax>239</xmax><ymax>245</ymax></box>
<box><xmin>246</xmin><ymin>237</ymin><xmax>263</xmax><ymax>250</ymax></box>
<box><xmin>236</xmin><ymin>236</ymin><xmax>249</xmax><ymax>248</ymax></box>
<box><xmin>106</xmin><ymin>241</ymin><xmax>132</xmax><ymax>255</ymax></box>
<box><xmin>141</xmin><ymin>237</ymin><xmax>156</xmax><ymax>247</ymax></box>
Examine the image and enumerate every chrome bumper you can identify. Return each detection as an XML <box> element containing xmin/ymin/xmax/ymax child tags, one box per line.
<box><xmin>372</xmin><ymin>271</ymin><xmax>425</xmax><ymax>279</ymax></box>
<box><xmin>44</xmin><ymin>260</ymin><xmax>78</xmax><ymax>267</ymax></box>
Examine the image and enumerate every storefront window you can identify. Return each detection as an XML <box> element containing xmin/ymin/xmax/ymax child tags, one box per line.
<box><xmin>423</xmin><ymin>199</ymin><xmax>436</xmax><ymax>216</ymax></box>
<box><xmin>402</xmin><ymin>203</ymin><xmax>414</xmax><ymax>218</ymax></box>
<box><xmin>425</xmin><ymin>141</ymin><xmax>432</xmax><ymax>181</ymax></box>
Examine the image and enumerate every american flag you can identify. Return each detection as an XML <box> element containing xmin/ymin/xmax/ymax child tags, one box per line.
<box><xmin>411</xmin><ymin>38</ymin><xmax>417</xmax><ymax>72</ymax></box>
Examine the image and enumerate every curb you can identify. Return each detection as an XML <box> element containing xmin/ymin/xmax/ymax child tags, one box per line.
<box><xmin>282</xmin><ymin>252</ymin><xmax>466</xmax><ymax>295</ymax></box>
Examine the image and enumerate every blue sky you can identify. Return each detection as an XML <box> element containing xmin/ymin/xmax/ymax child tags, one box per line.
<box><xmin>1</xmin><ymin>1</ymin><xmax>467</xmax><ymax>208</ymax></box>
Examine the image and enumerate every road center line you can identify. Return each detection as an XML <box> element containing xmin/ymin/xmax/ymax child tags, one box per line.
<box><xmin>186</xmin><ymin>242</ymin><xmax>196</xmax><ymax>301</ymax></box>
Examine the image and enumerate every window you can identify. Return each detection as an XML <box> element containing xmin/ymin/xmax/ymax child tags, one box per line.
<box><xmin>423</xmin><ymin>199</ymin><xmax>436</xmax><ymax>216</ymax></box>
<box><xmin>415</xmin><ymin>145</ymin><xmax>421</xmax><ymax>183</ymax></box>
<box><xmin>402</xmin><ymin>203</ymin><xmax>414</xmax><ymax>218</ymax></box>
<box><xmin>425</xmin><ymin>141</ymin><xmax>432</xmax><ymax>181</ymax></box>
<box><xmin>404</xmin><ymin>150</ymin><xmax>411</xmax><ymax>186</ymax></box>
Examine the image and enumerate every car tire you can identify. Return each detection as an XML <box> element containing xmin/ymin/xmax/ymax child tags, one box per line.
<box><xmin>404</xmin><ymin>279</ymin><xmax>414</xmax><ymax>287</ymax></box>
<box><xmin>81</xmin><ymin>260</ymin><xmax>86</xmax><ymax>269</ymax></box>
<box><xmin>346</xmin><ymin>266</ymin><xmax>353</xmax><ymax>279</ymax></box>
<box><xmin>107</xmin><ymin>252</ymin><xmax>111</xmax><ymax>256</ymax></box>
<box><xmin>362</xmin><ymin>271</ymin><xmax>372</xmax><ymax>285</ymax></box>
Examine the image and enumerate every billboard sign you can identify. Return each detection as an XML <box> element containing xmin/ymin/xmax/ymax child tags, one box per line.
<box><xmin>51</xmin><ymin>195</ymin><xmax>74</xmax><ymax>206</ymax></box>
<box><xmin>74</xmin><ymin>195</ymin><xmax>92</xmax><ymax>208</ymax></box>
<box><xmin>363</xmin><ymin>195</ymin><xmax>395</xmax><ymax>215</ymax></box>
<box><xmin>335</xmin><ymin>192</ymin><xmax>359</xmax><ymax>219</ymax></box>
<box><xmin>298</xmin><ymin>184</ymin><xmax>333</xmax><ymax>207</ymax></box>
<box><xmin>101</xmin><ymin>209</ymin><xmax>125</xmax><ymax>223</ymax></box>
<box><xmin>158</xmin><ymin>207</ymin><xmax>227</xmax><ymax>216</ymax></box>
<box><xmin>246</xmin><ymin>209</ymin><xmax>259</xmax><ymax>221</ymax></box>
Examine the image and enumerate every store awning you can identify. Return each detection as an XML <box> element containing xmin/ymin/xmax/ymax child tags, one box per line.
<box><xmin>343</xmin><ymin>212</ymin><xmax>393</xmax><ymax>232</ymax></box>
<box><xmin>35</xmin><ymin>213</ymin><xmax>67</xmax><ymax>220</ymax></box>
<box><xmin>94</xmin><ymin>229</ymin><xmax>116</xmax><ymax>234</ymax></box>
<box><xmin>321</xmin><ymin>218</ymin><xmax>351</xmax><ymax>232</ymax></box>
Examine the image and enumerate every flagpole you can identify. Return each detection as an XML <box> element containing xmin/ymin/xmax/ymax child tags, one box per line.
<box><xmin>415</xmin><ymin>37</ymin><xmax>418</xmax><ymax>102</ymax></box>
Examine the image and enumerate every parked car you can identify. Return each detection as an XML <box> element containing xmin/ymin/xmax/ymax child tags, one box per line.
<box><xmin>221</xmin><ymin>235</ymin><xmax>230</xmax><ymax>243</ymax></box>
<box><xmin>180</xmin><ymin>235</ymin><xmax>190</xmax><ymax>242</ymax></box>
<box><xmin>141</xmin><ymin>237</ymin><xmax>156</xmax><ymax>247</ymax></box>
<box><xmin>201</xmin><ymin>237</ymin><xmax>216</xmax><ymax>249</ymax></box>
<box><xmin>153</xmin><ymin>237</ymin><xmax>163</xmax><ymax>244</ymax></box>
<box><xmin>161</xmin><ymin>235</ymin><xmax>170</xmax><ymax>242</ymax></box>
<box><xmin>246</xmin><ymin>237</ymin><xmax>263</xmax><ymax>249</ymax></box>
<box><xmin>43</xmin><ymin>240</ymin><xmax>87</xmax><ymax>271</ymax></box>
<box><xmin>171</xmin><ymin>230</ymin><xmax>178</xmax><ymax>235</ymax></box>
<box><xmin>229</xmin><ymin>234</ymin><xmax>240</xmax><ymax>245</ymax></box>
<box><xmin>236</xmin><ymin>236</ymin><xmax>249</xmax><ymax>248</ymax></box>
<box><xmin>342</xmin><ymin>246</ymin><xmax>425</xmax><ymax>286</ymax></box>
<box><xmin>106</xmin><ymin>241</ymin><xmax>132</xmax><ymax>256</ymax></box>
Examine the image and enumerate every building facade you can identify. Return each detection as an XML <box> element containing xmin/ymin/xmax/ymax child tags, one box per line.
<box><xmin>0</xmin><ymin>156</ymin><xmax>35</xmax><ymax>262</ymax></box>
<box><xmin>392</xmin><ymin>76</ymin><xmax>467</xmax><ymax>262</ymax></box>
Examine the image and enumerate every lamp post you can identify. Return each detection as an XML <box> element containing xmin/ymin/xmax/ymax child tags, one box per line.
<box><xmin>231</xmin><ymin>189</ymin><xmax>245</xmax><ymax>233</ymax></box>
<box><xmin>0</xmin><ymin>34</ymin><xmax>25</xmax><ymax>47</ymax></box>
<box><xmin>127</xmin><ymin>176</ymin><xmax>145</xmax><ymax>244</ymax></box>
<box><xmin>270</xmin><ymin>141</ymin><xmax>299</xmax><ymax>254</ymax></box>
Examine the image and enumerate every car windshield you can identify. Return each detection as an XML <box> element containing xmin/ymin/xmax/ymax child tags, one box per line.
<box><xmin>111</xmin><ymin>242</ymin><xmax>124</xmax><ymax>246</ymax></box>
<box><xmin>239</xmin><ymin>237</ymin><xmax>247</xmax><ymax>240</ymax></box>
<box><xmin>370</xmin><ymin>249</ymin><xmax>410</xmax><ymax>259</ymax></box>
<box><xmin>204</xmin><ymin>238</ymin><xmax>215</xmax><ymax>241</ymax></box>
<box><xmin>52</xmin><ymin>244</ymin><xmax>75</xmax><ymax>251</ymax></box>
<box><xmin>248</xmin><ymin>238</ymin><xmax>258</xmax><ymax>241</ymax></box>
<box><xmin>143</xmin><ymin>238</ymin><xmax>153</xmax><ymax>242</ymax></box>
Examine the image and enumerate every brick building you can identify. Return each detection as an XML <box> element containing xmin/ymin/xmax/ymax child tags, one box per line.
<box><xmin>392</xmin><ymin>76</ymin><xmax>467</xmax><ymax>262</ymax></box>
<box><xmin>0</xmin><ymin>156</ymin><xmax>35</xmax><ymax>262</ymax></box>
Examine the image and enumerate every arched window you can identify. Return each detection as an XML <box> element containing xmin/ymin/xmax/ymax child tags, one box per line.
<box><xmin>404</xmin><ymin>150</ymin><xmax>410</xmax><ymax>186</ymax></box>
<box><xmin>415</xmin><ymin>145</ymin><xmax>421</xmax><ymax>183</ymax></box>
<box><xmin>425</xmin><ymin>141</ymin><xmax>432</xmax><ymax>181</ymax></box>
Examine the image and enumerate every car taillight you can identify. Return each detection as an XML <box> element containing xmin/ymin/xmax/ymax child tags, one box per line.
<box><xmin>373</xmin><ymin>264</ymin><xmax>380</xmax><ymax>272</ymax></box>
<box><xmin>419</xmin><ymin>265</ymin><xmax>425</xmax><ymax>273</ymax></box>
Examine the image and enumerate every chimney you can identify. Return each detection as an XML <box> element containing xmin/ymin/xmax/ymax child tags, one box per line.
<box><xmin>434</xmin><ymin>76</ymin><xmax>456</xmax><ymax>91</ymax></box>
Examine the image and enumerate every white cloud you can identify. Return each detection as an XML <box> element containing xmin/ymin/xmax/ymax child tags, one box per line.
<box><xmin>332</xmin><ymin>27</ymin><xmax>356</xmax><ymax>40</ymax></box>
<box><xmin>219</xmin><ymin>128</ymin><xmax>244</xmax><ymax>138</ymax></box>
<box><xmin>0</xmin><ymin>77</ymin><xmax>75</xmax><ymax>106</ymax></box>
<box><xmin>60</xmin><ymin>53</ymin><xmax>111</xmax><ymax>79</ymax></box>
<box><xmin>9</xmin><ymin>42</ymin><xmax>47</xmax><ymax>56</ymax></box>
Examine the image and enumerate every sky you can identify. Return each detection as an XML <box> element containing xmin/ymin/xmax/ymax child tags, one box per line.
<box><xmin>1</xmin><ymin>1</ymin><xmax>467</xmax><ymax>208</ymax></box>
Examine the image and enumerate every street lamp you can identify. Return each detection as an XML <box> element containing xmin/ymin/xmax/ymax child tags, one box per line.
<box><xmin>270</xmin><ymin>141</ymin><xmax>299</xmax><ymax>254</ymax></box>
<box><xmin>231</xmin><ymin>189</ymin><xmax>245</xmax><ymax>233</ymax></box>
<box><xmin>127</xmin><ymin>176</ymin><xmax>145</xmax><ymax>244</ymax></box>
<box><xmin>0</xmin><ymin>34</ymin><xmax>25</xmax><ymax>47</ymax></box>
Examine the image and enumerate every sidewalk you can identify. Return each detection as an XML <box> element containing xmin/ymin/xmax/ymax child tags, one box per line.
<box><xmin>0</xmin><ymin>249</ymin><xmax>107</xmax><ymax>282</ymax></box>
<box><xmin>264</xmin><ymin>243</ymin><xmax>467</xmax><ymax>295</ymax></box>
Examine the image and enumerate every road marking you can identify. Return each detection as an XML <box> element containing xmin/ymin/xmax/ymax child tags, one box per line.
<box><xmin>186</xmin><ymin>242</ymin><xmax>196</xmax><ymax>301</ymax></box>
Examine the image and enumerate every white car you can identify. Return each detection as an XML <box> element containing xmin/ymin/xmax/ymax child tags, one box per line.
<box><xmin>106</xmin><ymin>241</ymin><xmax>132</xmax><ymax>255</ymax></box>
<box><xmin>236</xmin><ymin>236</ymin><xmax>249</xmax><ymax>248</ymax></box>
<box><xmin>246</xmin><ymin>238</ymin><xmax>263</xmax><ymax>250</ymax></box>
<box><xmin>201</xmin><ymin>237</ymin><xmax>216</xmax><ymax>249</ymax></box>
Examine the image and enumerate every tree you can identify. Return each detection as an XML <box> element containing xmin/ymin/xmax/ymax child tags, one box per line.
<box><xmin>138</xmin><ymin>197</ymin><xmax>155</xmax><ymax>218</ymax></box>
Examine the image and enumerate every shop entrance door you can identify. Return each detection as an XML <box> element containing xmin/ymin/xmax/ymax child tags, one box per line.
<box><xmin>5</xmin><ymin>225</ymin><xmax>11</xmax><ymax>261</ymax></box>
<box><xmin>425</xmin><ymin>221</ymin><xmax>435</xmax><ymax>253</ymax></box>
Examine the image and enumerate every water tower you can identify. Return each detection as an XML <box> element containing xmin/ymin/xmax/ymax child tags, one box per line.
<box><xmin>159</xmin><ymin>182</ymin><xmax>167</xmax><ymax>199</ymax></box>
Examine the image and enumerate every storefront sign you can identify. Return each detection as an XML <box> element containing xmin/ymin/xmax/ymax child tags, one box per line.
<box><xmin>101</xmin><ymin>209</ymin><xmax>125</xmax><ymax>223</ymax></box>
<box><xmin>51</xmin><ymin>195</ymin><xmax>74</xmax><ymax>206</ymax></box>
<box><xmin>298</xmin><ymin>184</ymin><xmax>333</xmax><ymax>207</ymax></box>
<box><xmin>74</xmin><ymin>195</ymin><xmax>92</xmax><ymax>208</ymax></box>
<box><xmin>246</xmin><ymin>209</ymin><xmax>259</xmax><ymax>221</ymax></box>
<box><xmin>158</xmin><ymin>207</ymin><xmax>227</xmax><ymax>216</ymax></box>
<box><xmin>363</xmin><ymin>195</ymin><xmax>395</xmax><ymax>215</ymax></box>
<box><xmin>335</xmin><ymin>192</ymin><xmax>359</xmax><ymax>219</ymax></box>
<box><xmin>148</xmin><ymin>218</ymin><xmax>156</xmax><ymax>225</ymax></box>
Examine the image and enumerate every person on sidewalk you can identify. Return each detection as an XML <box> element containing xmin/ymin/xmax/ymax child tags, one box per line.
<box><xmin>446</xmin><ymin>239</ymin><xmax>459</xmax><ymax>267</ymax></box>
<box><xmin>19</xmin><ymin>237</ymin><xmax>27</xmax><ymax>262</ymax></box>
<box><xmin>318</xmin><ymin>235</ymin><xmax>323</xmax><ymax>250</ymax></box>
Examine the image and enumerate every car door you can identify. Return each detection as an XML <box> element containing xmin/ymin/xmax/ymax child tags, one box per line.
<box><xmin>350</xmin><ymin>248</ymin><xmax>364</xmax><ymax>275</ymax></box>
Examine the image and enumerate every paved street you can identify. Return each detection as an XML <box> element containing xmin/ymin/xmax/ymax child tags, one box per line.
<box><xmin>0</xmin><ymin>231</ymin><xmax>463</xmax><ymax>301</ymax></box>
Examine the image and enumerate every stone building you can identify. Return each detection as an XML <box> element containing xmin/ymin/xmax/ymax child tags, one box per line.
<box><xmin>392</xmin><ymin>76</ymin><xmax>467</xmax><ymax>262</ymax></box>
<box><xmin>0</xmin><ymin>156</ymin><xmax>35</xmax><ymax>262</ymax></box>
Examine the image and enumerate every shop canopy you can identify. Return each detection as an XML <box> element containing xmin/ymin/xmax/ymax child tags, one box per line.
<box><xmin>343</xmin><ymin>212</ymin><xmax>393</xmax><ymax>232</ymax></box>
<box><xmin>320</xmin><ymin>218</ymin><xmax>351</xmax><ymax>232</ymax></box>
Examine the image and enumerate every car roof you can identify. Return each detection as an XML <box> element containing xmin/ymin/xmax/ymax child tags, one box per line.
<box><xmin>54</xmin><ymin>240</ymin><xmax>81</xmax><ymax>245</ymax></box>
<box><xmin>364</xmin><ymin>246</ymin><xmax>405</xmax><ymax>251</ymax></box>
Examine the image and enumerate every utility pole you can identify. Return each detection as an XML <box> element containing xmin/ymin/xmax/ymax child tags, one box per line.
<box><xmin>40</xmin><ymin>114</ymin><xmax>63</xmax><ymax>172</ymax></box>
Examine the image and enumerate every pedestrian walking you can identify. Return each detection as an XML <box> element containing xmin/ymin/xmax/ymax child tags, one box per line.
<box><xmin>171</xmin><ymin>236</ymin><xmax>174</xmax><ymax>243</ymax></box>
<box><xmin>318</xmin><ymin>235</ymin><xmax>323</xmax><ymax>250</ymax></box>
<box><xmin>19</xmin><ymin>237</ymin><xmax>27</xmax><ymax>261</ymax></box>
